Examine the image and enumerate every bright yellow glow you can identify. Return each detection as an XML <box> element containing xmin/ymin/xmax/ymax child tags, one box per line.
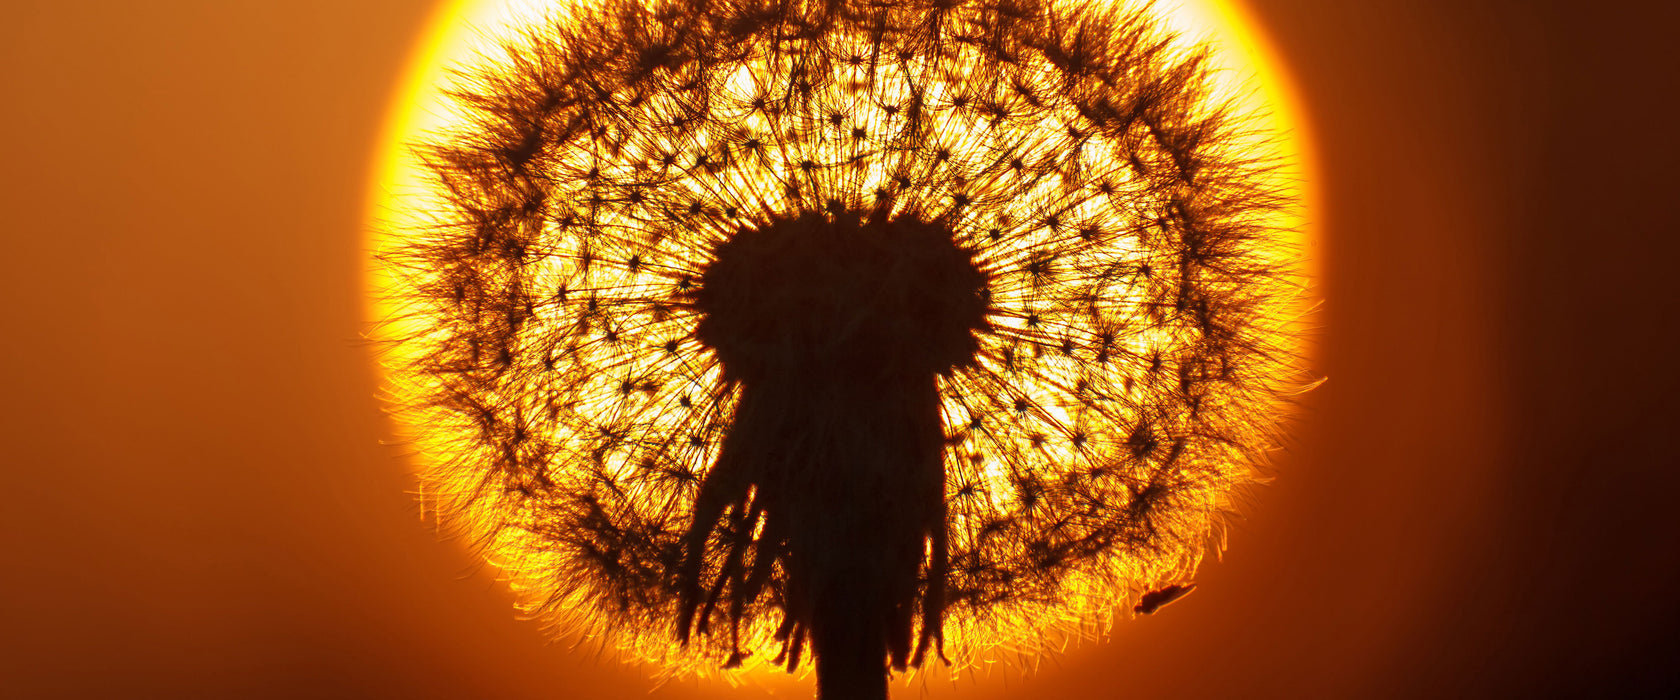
<box><xmin>365</xmin><ymin>0</ymin><xmax>1315</xmax><ymax>685</ymax></box>
<box><xmin>1166</xmin><ymin>0</ymin><xmax>1320</xmax><ymax>283</ymax></box>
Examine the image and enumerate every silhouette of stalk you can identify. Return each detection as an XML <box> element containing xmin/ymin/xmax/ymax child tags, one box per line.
<box><xmin>381</xmin><ymin>0</ymin><xmax>1305</xmax><ymax>697</ymax></box>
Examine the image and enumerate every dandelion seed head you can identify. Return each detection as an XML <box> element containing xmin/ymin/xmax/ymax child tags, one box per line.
<box><xmin>372</xmin><ymin>0</ymin><xmax>1312</xmax><ymax>681</ymax></box>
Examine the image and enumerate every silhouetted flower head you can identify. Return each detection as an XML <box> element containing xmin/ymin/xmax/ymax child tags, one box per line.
<box><xmin>381</xmin><ymin>0</ymin><xmax>1306</xmax><ymax>680</ymax></box>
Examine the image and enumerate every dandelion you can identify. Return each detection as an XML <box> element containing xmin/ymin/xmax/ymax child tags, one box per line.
<box><xmin>376</xmin><ymin>0</ymin><xmax>1308</xmax><ymax>697</ymax></box>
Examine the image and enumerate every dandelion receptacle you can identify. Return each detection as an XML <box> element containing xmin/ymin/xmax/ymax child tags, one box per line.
<box><xmin>372</xmin><ymin>0</ymin><xmax>1310</xmax><ymax>698</ymax></box>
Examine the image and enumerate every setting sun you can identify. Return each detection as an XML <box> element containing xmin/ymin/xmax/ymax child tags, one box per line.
<box><xmin>366</xmin><ymin>0</ymin><xmax>1315</xmax><ymax>694</ymax></box>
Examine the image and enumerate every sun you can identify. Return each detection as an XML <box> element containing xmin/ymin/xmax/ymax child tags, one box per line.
<box><xmin>364</xmin><ymin>0</ymin><xmax>1315</xmax><ymax>687</ymax></box>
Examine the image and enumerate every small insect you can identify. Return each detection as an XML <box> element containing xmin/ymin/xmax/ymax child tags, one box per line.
<box><xmin>1134</xmin><ymin>583</ymin><xmax>1197</xmax><ymax>615</ymax></box>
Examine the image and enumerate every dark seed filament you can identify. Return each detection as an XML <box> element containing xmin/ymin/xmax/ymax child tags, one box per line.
<box><xmin>378</xmin><ymin>0</ymin><xmax>1308</xmax><ymax>690</ymax></box>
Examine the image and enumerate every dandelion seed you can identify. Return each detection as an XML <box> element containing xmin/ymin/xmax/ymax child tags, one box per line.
<box><xmin>376</xmin><ymin>0</ymin><xmax>1310</xmax><ymax>698</ymax></box>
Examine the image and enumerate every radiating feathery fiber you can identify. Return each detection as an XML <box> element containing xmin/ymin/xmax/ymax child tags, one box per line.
<box><xmin>377</xmin><ymin>0</ymin><xmax>1309</xmax><ymax>683</ymax></box>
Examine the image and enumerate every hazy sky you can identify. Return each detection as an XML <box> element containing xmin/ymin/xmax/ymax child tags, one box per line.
<box><xmin>2</xmin><ymin>1</ymin><xmax>1676</xmax><ymax>698</ymax></box>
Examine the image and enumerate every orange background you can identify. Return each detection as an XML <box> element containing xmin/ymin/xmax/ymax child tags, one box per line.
<box><xmin>2</xmin><ymin>1</ymin><xmax>1676</xmax><ymax>697</ymax></box>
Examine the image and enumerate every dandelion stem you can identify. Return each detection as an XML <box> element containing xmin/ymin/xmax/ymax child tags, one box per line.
<box><xmin>812</xmin><ymin>584</ymin><xmax>890</xmax><ymax>700</ymax></box>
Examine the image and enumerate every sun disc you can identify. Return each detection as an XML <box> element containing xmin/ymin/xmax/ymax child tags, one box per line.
<box><xmin>365</xmin><ymin>0</ymin><xmax>1316</xmax><ymax>684</ymax></box>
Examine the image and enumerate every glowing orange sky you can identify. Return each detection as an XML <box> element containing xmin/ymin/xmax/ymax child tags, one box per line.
<box><xmin>3</xmin><ymin>0</ymin><xmax>1679</xmax><ymax>698</ymax></box>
